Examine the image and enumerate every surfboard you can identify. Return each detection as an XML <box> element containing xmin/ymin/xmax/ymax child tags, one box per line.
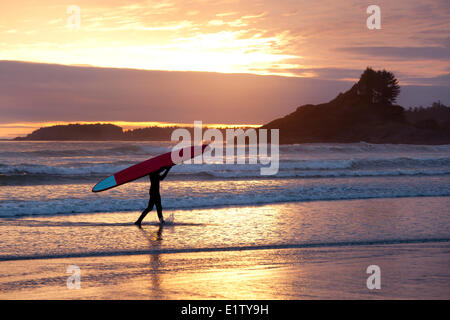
<box><xmin>92</xmin><ymin>144</ymin><xmax>209</xmax><ymax>192</ymax></box>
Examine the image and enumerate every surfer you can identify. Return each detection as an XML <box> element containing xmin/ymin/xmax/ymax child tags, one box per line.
<box><xmin>135</xmin><ymin>166</ymin><xmax>171</xmax><ymax>227</ymax></box>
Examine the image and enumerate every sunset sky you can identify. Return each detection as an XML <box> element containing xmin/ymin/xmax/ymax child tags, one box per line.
<box><xmin>0</xmin><ymin>0</ymin><xmax>449</xmax><ymax>138</ymax></box>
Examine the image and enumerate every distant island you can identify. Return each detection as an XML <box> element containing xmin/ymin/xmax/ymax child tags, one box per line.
<box><xmin>14</xmin><ymin>68</ymin><xmax>450</xmax><ymax>144</ymax></box>
<box><xmin>13</xmin><ymin>123</ymin><xmax>249</xmax><ymax>141</ymax></box>
<box><xmin>14</xmin><ymin>123</ymin><xmax>198</xmax><ymax>141</ymax></box>
<box><xmin>263</xmin><ymin>68</ymin><xmax>450</xmax><ymax>144</ymax></box>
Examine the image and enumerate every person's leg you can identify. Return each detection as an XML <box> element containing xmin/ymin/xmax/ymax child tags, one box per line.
<box><xmin>155</xmin><ymin>195</ymin><xmax>164</xmax><ymax>224</ymax></box>
<box><xmin>135</xmin><ymin>197</ymin><xmax>155</xmax><ymax>226</ymax></box>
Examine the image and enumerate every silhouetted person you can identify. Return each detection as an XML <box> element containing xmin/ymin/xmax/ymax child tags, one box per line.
<box><xmin>135</xmin><ymin>166</ymin><xmax>171</xmax><ymax>227</ymax></box>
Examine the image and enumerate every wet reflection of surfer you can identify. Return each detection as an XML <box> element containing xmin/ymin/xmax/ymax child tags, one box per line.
<box><xmin>135</xmin><ymin>166</ymin><xmax>171</xmax><ymax>227</ymax></box>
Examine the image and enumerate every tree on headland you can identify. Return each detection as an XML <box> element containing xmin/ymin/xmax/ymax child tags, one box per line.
<box><xmin>263</xmin><ymin>67</ymin><xmax>449</xmax><ymax>144</ymax></box>
<box><xmin>405</xmin><ymin>100</ymin><xmax>450</xmax><ymax>129</ymax></box>
<box><xmin>356</xmin><ymin>67</ymin><xmax>400</xmax><ymax>104</ymax></box>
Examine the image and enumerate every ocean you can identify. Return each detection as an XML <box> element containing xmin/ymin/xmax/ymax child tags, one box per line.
<box><xmin>1</xmin><ymin>141</ymin><xmax>450</xmax><ymax>217</ymax></box>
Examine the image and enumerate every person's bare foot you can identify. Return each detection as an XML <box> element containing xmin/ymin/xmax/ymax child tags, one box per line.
<box><xmin>159</xmin><ymin>218</ymin><xmax>165</xmax><ymax>225</ymax></box>
<box><xmin>134</xmin><ymin>220</ymin><xmax>142</xmax><ymax>228</ymax></box>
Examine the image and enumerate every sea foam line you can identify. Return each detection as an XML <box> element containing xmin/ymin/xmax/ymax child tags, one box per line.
<box><xmin>0</xmin><ymin>238</ymin><xmax>449</xmax><ymax>261</ymax></box>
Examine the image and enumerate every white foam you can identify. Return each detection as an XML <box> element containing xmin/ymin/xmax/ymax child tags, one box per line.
<box><xmin>1</xmin><ymin>176</ymin><xmax>449</xmax><ymax>217</ymax></box>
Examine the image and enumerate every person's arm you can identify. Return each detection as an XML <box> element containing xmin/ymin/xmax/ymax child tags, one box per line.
<box><xmin>159</xmin><ymin>166</ymin><xmax>171</xmax><ymax>180</ymax></box>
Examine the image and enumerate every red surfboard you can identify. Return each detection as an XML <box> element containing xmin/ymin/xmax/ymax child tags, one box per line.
<box><xmin>92</xmin><ymin>144</ymin><xmax>209</xmax><ymax>192</ymax></box>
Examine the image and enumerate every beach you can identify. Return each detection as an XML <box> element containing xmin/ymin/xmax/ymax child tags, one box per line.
<box><xmin>0</xmin><ymin>141</ymin><xmax>449</xmax><ymax>299</ymax></box>
<box><xmin>0</xmin><ymin>198</ymin><xmax>449</xmax><ymax>299</ymax></box>
<box><xmin>2</xmin><ymin>0</ymin><xmax>450</xmax><ymax>303</ymax></box>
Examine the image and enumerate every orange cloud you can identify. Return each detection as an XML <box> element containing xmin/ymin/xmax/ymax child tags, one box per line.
<box><xmin>0</xmin><ymin>0</ymin><xmax>448</xmax><ymax>79</ymax></box>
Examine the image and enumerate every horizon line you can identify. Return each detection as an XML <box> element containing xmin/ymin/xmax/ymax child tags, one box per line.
<box><xmin>0</xmin><ymin>121</ymin><xmax>263</xmax><ymax>140</ymax></box>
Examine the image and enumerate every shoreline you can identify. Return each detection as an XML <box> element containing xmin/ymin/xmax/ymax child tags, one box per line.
<box><xmin>2</xmin><ymin>193</ymin><xmax>450</xmax><ymax>220</ymax></box>
<box><xmin>1</xmin><ymin>197</ymin><xmax>449</xmax><ymax>299</ymax></box>
<box><xmin>1</xmin><ymin>237</ymin><xmax>449</xmax><ymax>262</ymax></box>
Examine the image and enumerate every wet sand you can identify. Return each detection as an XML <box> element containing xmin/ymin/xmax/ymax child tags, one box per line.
<box><xmin>0</xmin><ymin>197</ymin><xmax>449</xmax><ymax>299</ymax></box>
<box><xmin>0</xmin><ymin>242</ymin><xmax>449</xmax><ymax>299</ymax></box>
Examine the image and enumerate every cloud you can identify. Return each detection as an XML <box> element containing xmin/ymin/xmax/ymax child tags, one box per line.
<box><xmin>1</xmin><ymin>61</ymin><xmax>448</xmax><ymax>129</ymax></box>
<box><xmin>337</xmin><ymin>46</ymin><xmax>450</xmax><ymax>60</ymax></box>
<box><xmin>207</xmin><ymin>19</ymin><xmax>247</xmax><ymax>27</ymax></box>
<box><xmin>0</xmin><ymin>0</ymin><xmax>449</xmax><ymax>81</ymax></box>
<box><xmin>216</xmin><ymin>12</ymin><xmax>238</xmax><ymax>17</ymax></box>
<box><xmin>241</xmin><ymin>12</ymin><xmax>267</xmax><ymax>20</ymax></box>
<box><xmin>277</xmin><ymin>67</ymin><xmax>364</xmax><ymax>80</ymax></box>
<box><xmin>399</xmin><ymin>85</ymin><xmax>450</xmax><ymax>108</ymax></box>
<box><xmin>403</xmin><ymin>73</ymin><xmax>450</xmax><ymax>87</ymax></box>
<box><xmin>0</xmin><ymin>61</ymin><xmax>351</xmax><ymax>124</ymax></box>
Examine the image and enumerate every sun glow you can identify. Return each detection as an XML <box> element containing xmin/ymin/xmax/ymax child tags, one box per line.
<box><xmin>0</xmin><ymin>0</ymin><xmax>448</xmax><ymax>82</ymax></box>
<box><xmin>0</xmin><ymin>121</ymin><xmax>262</xmax><ymax>139</ymax></box>
<box><xmin>0</xmin><ymin>1</ymin><xmax>304</xmax><ymax>77</ymax></box>
<box><xmin>1</xmin><ymin>31</ymin><xmax>300</xmax><ymax>76</ymax></box>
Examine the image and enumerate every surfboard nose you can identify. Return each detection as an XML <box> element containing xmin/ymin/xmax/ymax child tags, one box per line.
<box><xmin>92</xmin><ymin>175</ymin><xmax>117</xmax><ymax>192</ymax></box>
